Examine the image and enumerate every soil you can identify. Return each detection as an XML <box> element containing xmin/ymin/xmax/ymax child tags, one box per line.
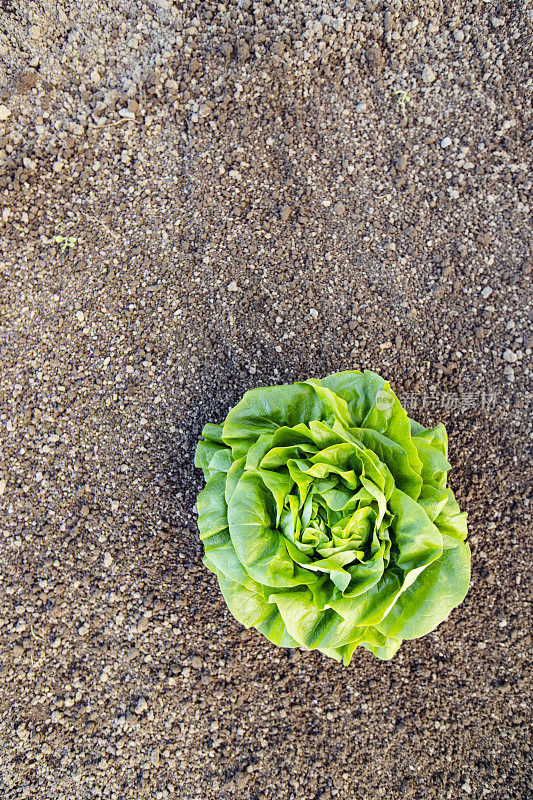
<box><xmin>0</xmin><ymin>2</ymin><xmax>531</xmax><ymax>799</ymax></box>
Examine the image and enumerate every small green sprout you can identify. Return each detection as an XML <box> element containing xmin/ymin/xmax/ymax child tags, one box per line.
<box><xmin>55</xmin><ymin>235</ymin><xmax>77</xmax><ymax>252</ymax></box>
<box><xmin>393</xmin><ymin>89</ymin><xmax>411</xmax><ymax>118</ymax></box>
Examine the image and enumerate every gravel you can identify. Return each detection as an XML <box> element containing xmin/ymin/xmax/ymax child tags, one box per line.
<box><xmin>0</xmin><ymin>1</ymin><xmax>531</xmax><ymax>799</ymax></box>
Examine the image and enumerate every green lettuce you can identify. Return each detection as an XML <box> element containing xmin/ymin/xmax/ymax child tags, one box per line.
<box><xmin>194</xmin><ymin>370</ymin><xmax>470</xmax><ymax>664</ymax></box>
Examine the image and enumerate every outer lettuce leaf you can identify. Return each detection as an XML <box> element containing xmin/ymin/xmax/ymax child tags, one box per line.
<box><xmin>413</xmin><ymin>428</ymin><xmax>451</xmax><ymax>492</ymax></box>
<box><xmin>304</xmin><ymin>380</ymin><xmax>354</xmax><ymax>428</ymax></box>
<box><xmin>375</xmin><ymin>542</ymin><xmax>471</xmax><ymax>639</ymax></box>
<box><xmin>203</xmin><ymin>535</ymin><xmax>257</xmax><ymax>591</ymax></box>
<box><xmin>434</xmin><ymin>487</ymin><xmax>468</xmax><ymax>545</ymax></box>
<box><xmin>329</xmin><ymin>569</ymin><xmax>404</xmax><ymax>628</ymax></box>
<box><xmin>417</xmin><ymin>484</ymin><xmax>450</xmax><ymax>522</ymax></box>
<box><xmin>255</xmin><ymin>605</ymin><xmax>300</xmax><ymax>648</ymax></box>
<box><xmin>317</xmin><ymin>370</ymin><xmax>376</xmax><ymax>426</ymax></box>
<box><xmin>201</xmin><ymin>423</ymin><xmax>226</xmax><ymax>444</ymax></box>
<box><xmin>196</xmin><ymin>472</ymin><xmax>229</xmax><ymax>542</ymax></box>
<box><xmin>387</xmin><ymin>487</ymin><xmax>442</xmax><ymax>577</ymax></box>
<box><xmin>274</xmin><ymin>589</ymin><xmax>368</xmax><ymax>649</ymax></box>
<box><xmin>195</xmin><ymin>440</ymin><xmax>229</xmax><ymax>480</ymax></box>
<box><xmin>317</xmin><ymin>628</ymin><xmax>402</xmax><ymax>664</ymax></box>
<box><xmin>222</xmin><ymin>383</ymin><xmax>323</xmax><ymax>458</ymax></box>
<box><xmin>216</xmin><ymin>570</ymin><xmax>273</xmax><ymax>628</ymax></box>
<box><xmin>359</xmin><ymin>633</ymin><xmax>403</xmax><ymax>661</ymax></box>
<box><xmin>408</xmin><ymin>418</ymin><xmax>426</xmax><ymax>437</ymax></box>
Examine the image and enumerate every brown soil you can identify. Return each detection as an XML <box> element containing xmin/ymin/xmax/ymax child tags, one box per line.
<box><xmin>0</xmin><ymin>2</ymin><xmax>531</xmax><ymax>798</ymax></box>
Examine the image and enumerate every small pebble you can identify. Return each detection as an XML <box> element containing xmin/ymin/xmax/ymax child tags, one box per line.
<box><xmin>422</xmin><ymin>65</ymin><xmax>436</xmax><ymax>84</ymax></box>
<box><xmin>135</xmin><ymin>698</ymin><xmax>148</xmax><ymax>715</ymax></box>
<box><xmin>503</xmin><ymin>349</ymin><xmax>517</xmax><ymax>363</ymax></box>
<box><xmin>441</xmin><ymin>137</ymin><xmax>452</xmax><ymax>148</ymax></box>
<box><xmin>395</xmin><ymin>154</ymin><xmax>408</xmax><ymax>171</ymax></box>
<box><xmin>17</xmin><ymin>725</ymin><xmax>29</xmax><ymax>740</ymax></box>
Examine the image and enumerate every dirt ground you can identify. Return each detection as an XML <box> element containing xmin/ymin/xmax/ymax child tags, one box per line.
<box><xmin>0</xmin><ymin>1</ymin><xmax>531</xmax><ymax>798</ymax></box>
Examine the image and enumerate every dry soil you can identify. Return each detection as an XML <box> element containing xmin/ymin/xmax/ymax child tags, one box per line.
<box><xmin>0</xmin><ymin>2</ymin><xmax>531</xmax><ymax>799</ymax></box>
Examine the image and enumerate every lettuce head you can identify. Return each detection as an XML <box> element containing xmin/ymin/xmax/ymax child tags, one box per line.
<box><xmin>194</xmin><ymin>370</ymin><xmax>470</xmax><ymax>664</ymax></box>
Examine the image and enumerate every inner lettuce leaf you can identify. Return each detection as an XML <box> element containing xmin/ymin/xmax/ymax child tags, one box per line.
<box><xmin>194</xmin><ymin>370</ymin><xmax>470</xmax><ymax>664</ymax></box>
